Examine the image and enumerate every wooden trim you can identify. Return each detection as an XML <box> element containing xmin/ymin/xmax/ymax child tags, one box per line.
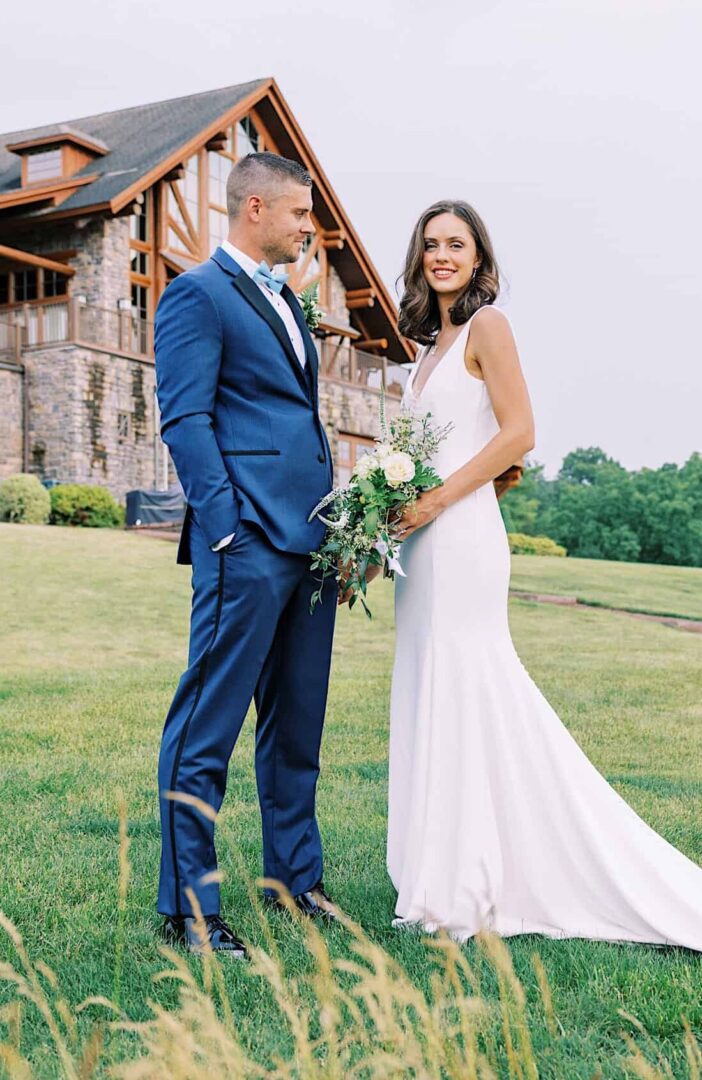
<box><xmin>63</xmin><ymin>144</ymin><xmax>100</xmax><ymax>177</ymax></box>
<box><xmin>7</xmin><ymin>132</ymin><xmax>108</xmax><ymax>156</ymax></box>
<box><xmin>10</xmin><ymin>201</ymin><xmax>113</xmax><ymax>225</ymax></box>
<box><xmin>247</xmin><ymin>107</ymin><xmax>280</xmax><ymax>154</ymax></box>
<box><xmin>317</xmin><ymin>317</ymin><xmax>360</xmax><ymax>339</ymax></box>
<box><xmin>129</xmin><ymin>271</ymin><xmax>151</xmax><ymax>287</ymax></box>
<box><xmin>355</xmin><ymin>338</ymin><xmax>388</xmax><ymax>351</ymax></box>
<box><xmin>0</xmin><ymin>173</ymin><xmax>99</xmax><ymax>209</ymax></box>
<box><xmin>264</xmin><ymin>79</ymin><xmax>415</xmax><ymax>362</ymax></box>
<box><xmin>166</xmin><ymin>214</ymin><xmax>200</xmax><ymax>257</ymax></box>
<box><xmin>0</xmin><ymin>245</ymin><xmax>76</xmax><ymax>276</ymax></box>
<box><xmin>0</xmin><ymin>295</ymin><xmax>70</xmax><ymax>312</ymax></box>
<box><xmin>321</xmin><ymin>229</ymin><xmax>345</xmax><ymax>250</ymax></box>
<box><xmin>198</xmin><ymin>148</ymin><xmax>208</xmax><ymax>260</ymax></box>
<box><xmin>168</xmin><ymin>180</ymin><xmax>198</xmax><ymax>247</ymax></box>
<box><xmin>110</xmin><ymin>79</ymin><xmax>275</xmax><ymax>214</ymax></box>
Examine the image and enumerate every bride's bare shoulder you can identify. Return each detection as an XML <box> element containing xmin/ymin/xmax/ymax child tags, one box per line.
<box><xmin>465</xmin><ymin>307</ymin><xmax>516</xmax><ymax>375</ymax></box>
<box><xmin>471</xmin><ymin>305</ymin><xmax>513</xmax><ymax>338</ymax></box>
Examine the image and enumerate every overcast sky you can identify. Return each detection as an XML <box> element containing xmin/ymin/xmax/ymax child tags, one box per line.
<box><xmin>2</xmin><ymin>0</ymin><xmax>700</xmax><ymax>475</ymax></box>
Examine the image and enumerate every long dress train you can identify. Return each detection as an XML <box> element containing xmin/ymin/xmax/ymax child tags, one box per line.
<box><xmin>387</xmin><ymin>310</ymin><xmax>702</xmax><ymax>948</ymax></box>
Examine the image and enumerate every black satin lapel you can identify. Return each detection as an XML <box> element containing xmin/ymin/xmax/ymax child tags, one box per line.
<box><xmin>231</xmin><ymin>273</ymin><xmax>309</xmax><ymax>396</ymax></box>
<box><xmin>282</xmin><ymin>284</ymin><xmax>319</xmax><ymax>398</ymax></box>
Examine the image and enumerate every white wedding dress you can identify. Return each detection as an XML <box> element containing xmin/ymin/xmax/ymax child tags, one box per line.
<box><xmin>387</xmin><ymin>309</ymin><xmax>702</xmax><ymax>948</ymax></box>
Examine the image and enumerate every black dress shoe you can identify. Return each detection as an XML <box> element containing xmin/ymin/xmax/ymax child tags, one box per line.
<box><xmin>161</xmin><ymin>914</ymin><xmax>248</xmax><ymax>958</ymax></box>
<box><xmin>265</xmin><ymin>881</ymin><xmax>339</xmax><ymax>921</ymax></box>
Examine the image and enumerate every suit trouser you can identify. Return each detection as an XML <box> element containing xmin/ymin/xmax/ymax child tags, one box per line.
<box><xmin>157</xmin><ymin>516</ymin><xmax>336</xmax><ymax>917</ymax></box>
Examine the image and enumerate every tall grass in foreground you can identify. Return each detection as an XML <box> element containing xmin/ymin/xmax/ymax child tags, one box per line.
<box><xmin>0</xmin><ymin>800</ymin><xmax>700</xmax><ymax>1079</ymax></box>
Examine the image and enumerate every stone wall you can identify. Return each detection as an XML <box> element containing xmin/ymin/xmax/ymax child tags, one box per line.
<box><xmin>0</xmin><ymin>366</ymin><xmax>24</xmax><ymax>477</ymax></box>
<box><xmin>21</xmin><ymin>344</ymin><xmax>157</xmax><ymax>500</ymax></box>
<box><xmin>319</xmin><ymin>377</ymin><xmax>402</xmax><ymax>461</ymax></box>
<box><xmin>15</xmin><ymin>214</ymin><xmax>131</xmax><ymax>311</ymax></box>
<box><xmin>325</xmin><ymin>266</ymin><xmax>348</xmax><ymax>324</ymax></box>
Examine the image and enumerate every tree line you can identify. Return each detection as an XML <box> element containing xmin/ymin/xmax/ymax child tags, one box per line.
<box><xmin>499</xmin><ymin>448</ymin><xmax>702</xmax><ymax>566</ymax></box>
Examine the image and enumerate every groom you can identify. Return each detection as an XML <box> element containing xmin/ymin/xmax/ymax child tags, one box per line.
<box><xmin>154</xmin><ymin>152</ymin><xmax>337</xmax><ymax>956</ymax></box>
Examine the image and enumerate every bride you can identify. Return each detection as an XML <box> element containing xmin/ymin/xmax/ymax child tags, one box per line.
<box><xmin>384</xmin><ymin>199</ymin><xmax>702</xmax><ymax>948</ymax></box>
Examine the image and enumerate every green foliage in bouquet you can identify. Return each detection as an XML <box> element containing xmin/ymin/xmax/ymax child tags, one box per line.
<box><xmin>0</xmin><ymin>473</ymin><xmax>51</xmax><ymax>524</ymax></box>
<box><xmin>298</xmin><ymin>283</ymin><xmax>324</xmax><ymax>331</ymax></box>
<box><xmin>50</xmin><ymin>483</ymin><xmax>124</xmax><ymax>528</ymax></box>
<box><xmin>309</xmin><ymin>393</ymin><xmax>453</xmax><ymax>617</ymax></box>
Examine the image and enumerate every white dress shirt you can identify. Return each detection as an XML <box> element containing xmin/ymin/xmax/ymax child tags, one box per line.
<box><xmin>212</xmin><ymin>241</ymin><xmax>306</xmax><ymax>551</ymax></box>
<box><xmin>221</xmin><ymin>240</ymin><xmax>306</xmax><ymax>367</ymax></box>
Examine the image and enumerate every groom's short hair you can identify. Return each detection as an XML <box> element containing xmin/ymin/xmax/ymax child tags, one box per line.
<box><xmin>226</xmin><ymin>152</ymin><xmax>313</xmax><ymax>220</ymax></box>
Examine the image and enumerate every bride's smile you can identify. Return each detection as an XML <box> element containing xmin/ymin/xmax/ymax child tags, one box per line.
<box><xmin>422</xmin><ymin>214</ymin><xmax>480</xmax><ymax>298</ymax></box>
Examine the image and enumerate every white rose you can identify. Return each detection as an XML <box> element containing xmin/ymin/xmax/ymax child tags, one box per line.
<box><xmin>383</xmin><ymin>451</ymin><xmax>416</xmax><ymax>488</ymax></box>
<box><xmin>353</xmin><ymin>452</ymin><xmax>378</xmax><ymax>479</ymax></box>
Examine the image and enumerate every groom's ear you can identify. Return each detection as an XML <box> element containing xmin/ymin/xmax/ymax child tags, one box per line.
<box><xmin>246</xmin><ymin>194</ymin><xmax>264</xmax><ymax>221</ymax></box>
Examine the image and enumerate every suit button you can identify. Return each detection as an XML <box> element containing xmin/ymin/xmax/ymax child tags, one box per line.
<box><xmin>317</xmin><ymin>453</ymin><xmax>325</xmax><ymax>463</ymax></box>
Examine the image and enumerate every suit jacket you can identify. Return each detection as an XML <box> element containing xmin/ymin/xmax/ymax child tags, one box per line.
<box><xmin>154</xmin><ymin>246</ymin><xmax>333</xmax><ymax>565</ymax></box>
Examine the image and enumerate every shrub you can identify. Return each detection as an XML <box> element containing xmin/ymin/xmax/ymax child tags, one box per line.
<box><xmin>50</xmin><ymin>483</ymin><xmax>123</xmax><ymax>528</ymax></box>
<box><xmin>508</xmin><ymin>532</ymin><xmax>567</xmax><ymax>557</ymax></box>
<box><xmin>0</xmin><ymin>473</ymin><xmax>51</xmax><ymax>524</ymax></box>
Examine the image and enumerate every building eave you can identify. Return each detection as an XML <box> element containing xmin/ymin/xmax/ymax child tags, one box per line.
<box><xmin>0</xmin><ymin>173</ymin><xmax>100</xmax><ymax>211</ymax></box>
<box><xmin>0</xmin><ymin>244</ymin><xmax>76</xmax><ymax>274</ymax></box>
<box><xmin>109</xmin><ymin>78</ymin><xmax>275</xmax><ymax>215</ymax></box>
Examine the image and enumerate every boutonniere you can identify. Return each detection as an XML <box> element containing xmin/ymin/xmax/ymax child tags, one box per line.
<box><xmin>298</xmin><ymin>284</ymin><xmax>325</xmax><ymax>332</ymax></box>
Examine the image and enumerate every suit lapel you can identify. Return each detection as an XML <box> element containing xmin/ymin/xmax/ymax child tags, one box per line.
<box><xmin>211</xmin><ymin>248</ymin><xmax>310</xmax><ymax>399</ymax></box>
<box><xmin>282</xmin><ymin>283</ymin><xmax>319</xmax><ymax>402</ymax></box>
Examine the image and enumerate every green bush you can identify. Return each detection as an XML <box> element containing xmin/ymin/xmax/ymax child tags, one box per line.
<box><xmin>50</xmin><ymin>484</ymin><xmax>123</xmax><ymax>528</ymax></box>
<box><xmin>0</xmin><ymin>473</ymin><xmax>51</xmax><ymax>524</ymax></box>
<box><xmin>508</xmin><ymin>532</ymin><xmax>567</xmax><ymax>557</ymax></box>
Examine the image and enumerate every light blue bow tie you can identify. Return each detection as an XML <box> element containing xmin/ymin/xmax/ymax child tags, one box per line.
<box><xmin>252</xmin><ymin>261</ymin><xmax>289</xmax><ymax>294</ymax></box>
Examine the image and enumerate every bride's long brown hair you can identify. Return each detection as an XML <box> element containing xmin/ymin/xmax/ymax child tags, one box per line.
<box><xmin>397</xmin><ymin>200</ymin><xmax>500</xmax><ymax>345</ymax></box>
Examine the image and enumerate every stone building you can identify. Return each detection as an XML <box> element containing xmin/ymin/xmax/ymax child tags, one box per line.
<box><xmin>0</xmin><ymin>79</ymin><xmax>418</xmax><ymax>499</ymax></box>
<box><xmin>0</xmin><ymin>79</ymin><xmax>524</xmax><ymax>504</ymax></box>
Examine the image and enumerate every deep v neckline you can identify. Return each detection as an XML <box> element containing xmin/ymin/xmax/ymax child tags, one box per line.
<box><xmin>409</xmin><ymin>322</ymin><xmax>469</xmax><ymax>402</ymax></box>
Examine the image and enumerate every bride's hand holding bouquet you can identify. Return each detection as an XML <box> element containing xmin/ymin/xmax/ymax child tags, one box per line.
<box><xmin>308</xmin><ymin>394</ymin><xmax>453</xmax><ymax>617</ymax></box>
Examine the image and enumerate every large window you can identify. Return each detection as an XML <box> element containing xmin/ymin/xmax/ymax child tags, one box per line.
<box><xmin>129</xmin><ymin>191</ymin><xmax>153</xmax><ymax>353</ymax></box>
<box><xmin>43</xmin><ymin>270</ymin><xmax>68</xmax><ymax>298</ymax></box>
<box><xmin>204</xmin><ymin>119</ymin><xmax>269</xmax><ymax>254</ymax></box>
<box><xmin>207</xmin><ymin>152</ymin><xmax>229</xmax><ymax>255</ymax></box>
<box><xmin>208</xmin><ymin>207</ymin><xmax>228</xmax><ymax>255</ymax></box>
<box><xmin>184</xmin><ymin>155</ymin><xmax>199</xmax><ymax>229</ymax></box>
<box><xmin>13</xmin><ymin>269</ymin><xmax>38</xmax><ymax>302</ymax></box>
<box><xmin>0</xmin><ymin>267</ymin><xmax>68</xmax><ymax>308</ymax></box>
<box><xmin>26</xmin><ymin>148</ymin><xmax>62</xmax><ymax>183</ymax></box>
<box><xmin>130</xmin><ymin>207</ymin><xmax>148</xmax><ymax>243</ymax></box>
<box><xmin>208</xmin><ymin>151</ymin><xmax>229</xmax><ymax>209</ymax></box>
<box><xmin>236</xmin><ymin>116</ymin><xmax>260</xmax><ymax>157</ymax></box>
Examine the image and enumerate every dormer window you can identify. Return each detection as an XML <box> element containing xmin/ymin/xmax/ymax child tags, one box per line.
<box><xmin>6</xmin><ymin>127</ymin><xmax>108</xmax><ymax>191</ymax></box>
<box><xmin>26</xmin><ymin>148</ymin><xmax>62</xmax><ymax>184</ymax></box>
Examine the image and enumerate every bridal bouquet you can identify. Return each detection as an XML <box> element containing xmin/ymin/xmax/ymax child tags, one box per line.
<box><xmin>308</xmin><ymin>394</ymin><xmax>453</xmax><ymax>617</ymax></box>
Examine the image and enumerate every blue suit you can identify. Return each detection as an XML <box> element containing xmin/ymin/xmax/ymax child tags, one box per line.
<box><xmin>155</xmin><ymin>247</ymin><xmax>336</xmax><ymax>917</ymax></box>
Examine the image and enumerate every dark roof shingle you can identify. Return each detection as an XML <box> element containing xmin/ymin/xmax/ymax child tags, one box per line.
<box><xmin>0</xmin><ymin>80</ymin><xmax>268</xmax><ymax>216</ymax></box>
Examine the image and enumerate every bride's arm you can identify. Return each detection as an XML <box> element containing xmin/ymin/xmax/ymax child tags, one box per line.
<box><xmin>396</xmin><ymin>307</ymin><xmax>535</xmax><ymax>538</ymax></box>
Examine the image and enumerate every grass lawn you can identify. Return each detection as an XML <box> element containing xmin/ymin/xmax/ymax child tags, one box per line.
<box><xmin>509</xmin><ymin>553</ymin><xmax>702</xmax><ymax>621</ymax></box>
<box><xmin>1</xmin><ymin>524</ymin><xmax>701</xmax><ymax>1078</ymax></box>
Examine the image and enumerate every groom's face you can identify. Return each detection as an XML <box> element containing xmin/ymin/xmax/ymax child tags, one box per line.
<box><xmin>259</xmin><ymin>182</ymin><xmax>315</xmax><ymax>267</ymax></box>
